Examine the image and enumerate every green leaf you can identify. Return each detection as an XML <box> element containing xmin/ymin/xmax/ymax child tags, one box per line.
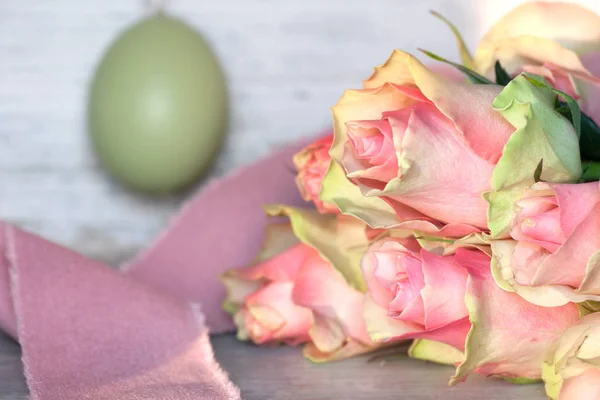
<box><xmin>494</xmin><ymin>61</ymin><xmax>512</xmax><ymax>86</ymax></box>
<box><xmin>579</xmin><ymin>113</ymin><xmax>600</xmax><ymax>160</ymax></box>
<box><xmin>555</xmin><ymin>99</ymin><xmax>600</xmax><ymax>160</ymax></box>
<box><xmin>418</xmin><ymin>49</ymin><xmax>495</xmax><ymax>85</ymax></box>
<box><xmin>430</xmin><ymin>11</ymin><xmax>474</xmax><ymax>70</ymax></box>
<box><xmin>581</xmin><ymin>161</ymin><xmax>600</xmax><ymax>182</ymax></box>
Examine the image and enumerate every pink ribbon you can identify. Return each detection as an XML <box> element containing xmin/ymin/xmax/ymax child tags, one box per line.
<box><xmin>0</xmin><ymin>136</ymin><xmax>314</xmax><ymax>399</ymax></box>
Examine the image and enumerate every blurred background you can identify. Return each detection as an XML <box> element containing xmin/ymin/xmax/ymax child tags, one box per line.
<box><xmin>0</xmin><ymin>0</ymin><xmax>598</xmax><ymax>264</ymax></box>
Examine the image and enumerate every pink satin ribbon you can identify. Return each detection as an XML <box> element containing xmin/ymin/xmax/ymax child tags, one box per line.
<box><xmin>0</xmin><ymin>136</ymin><xmax>315</xmax><ymax>399</ymax></box>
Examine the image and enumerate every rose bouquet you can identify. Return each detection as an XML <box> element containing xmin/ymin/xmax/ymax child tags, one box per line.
<box><xmin>222</xmin><ymin>3</ymin><xmax>600</xmax><ymax>399</ymax></box>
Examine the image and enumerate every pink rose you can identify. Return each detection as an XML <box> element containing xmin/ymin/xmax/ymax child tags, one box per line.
<box><xmin>492</xmin><ymin>182</ymin><xmax>600</xmax><ymax>306</ymax></box>
<box><xmin>473</xmin><ymin>2</ymin><xmax>600</xmax><ymax>123</ymax></box>
<box><xmin>222</xmin><ymin>238</ymin><xmax>314</xmax><ymax>345</ymax></box>
<box><xmin>293</xmin><ymin>134</ymin><xmax>339</xmax><ymax>214</ymax></box>
<box><xmin>223</xmin><ymin>217</ymin><xmax>378</xmax><ymax>360</ymax></box>
<box><xmin>361</xmin><ymin>237</ymin><xmax>472</xmax><ymax>351</ymax></box>
<box><xmin>328</xmin><ymin>50</ymin><xmax>514</xmax><ymax>231</ymax></box>
<box><xmin>510</xmin><ymin>182</ymin><xmax>600</xmax><ymax>252</ymax></box>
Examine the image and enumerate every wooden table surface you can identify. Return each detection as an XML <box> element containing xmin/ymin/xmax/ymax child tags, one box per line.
<box><xmin>0</xmin><ymin>331</ymin><xmax>547</xmax><ymax>400</ymax></box>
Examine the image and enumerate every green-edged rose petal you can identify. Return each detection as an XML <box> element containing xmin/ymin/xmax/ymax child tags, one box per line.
<box><xmin>264</xmin><ymin>205</ymin><xmax>369</xmax><ymax>291</ymax></box>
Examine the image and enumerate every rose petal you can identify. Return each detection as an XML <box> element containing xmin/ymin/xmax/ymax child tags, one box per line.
<box><xmin>232</xmin><ymin>242</ymin><xmax>316</xmax><ymax>282</ymax></box>
<box><xmin>302</xmin><ymin>338</ymin><xmax>375</xmax><ymax>363</ymax></box>
<box><xmin>265</xmin><ymin>206</ymin><xmax>370</xmax><ymax>291</ymax></box>
<box><xmin>533</xmin><ymin>203</ymin><xmax>600</xmax><ymax>288</ymax></box>
<box><xmin>474</xmin><ymin>2</ymin><xmax>600</xmax><ymax>77</ymax></box>
<box><xmin>372</xmin><ymin>103</ymin><xmax>495</xmax><ymax>228</ymax></box>
<box><xmin>408</xmin><ymin>339</ymin><xmax>464</xmax><ymax>366</ymax></box>
<box><xmin>477</xmin><ymin>2</ymin><xmax>600</xmax><ymax>54</ymax></box>
<box><xmin>363</xmin><ymin>294</ymin><xmax>470</xmax><ymax>351</ymax></box>
<box><xmin>293</xmin><ymin>134</ymin><xmax>339</xmax><ymax>214</ymax></box>
<box><xmin>553</xmin><ymin>182</ymin><xmax>600</xmax><ymax>237</ymax></box>
<box><xmin>245</xmin><ymin>282</ymin><xmax>313</xmax><ymax>345</ymax></box>
<box><xmin>364</xmin><ymin>51</ymin><xmax>512</xmax><ymax>163</ymax></box>
<box><xmin>561</xmin><ymin>369</ymin><xmax>600</xmax><ymax>400</ymax></box>
<box><xmin>420</xmin><ymin>249</ymin><xmax>469</xmax><ymax>330</ymax></box>
<box><xmin>293</xmin><ymin>254</ymin><xmax>372</xmax><ymax>346</ymax></box>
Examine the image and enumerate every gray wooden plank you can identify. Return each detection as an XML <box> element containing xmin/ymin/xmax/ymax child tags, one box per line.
<box><xmin>0</xmin><ymin>331</ymin><xmax>547</xmax><ymax>399</ymax></box>
<box><xmin>0</xmin><ymin>333</ymin><xmax>28</xmax><ymax>400</ymax></box>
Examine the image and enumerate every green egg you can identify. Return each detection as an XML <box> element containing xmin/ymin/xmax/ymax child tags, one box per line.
<box><xmin>88</xmin><ymin>13</ymin><xmax>228</xmax><ymax>193</ymax></box>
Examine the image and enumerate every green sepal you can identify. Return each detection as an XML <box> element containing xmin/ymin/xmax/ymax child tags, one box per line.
<box><xmin>502</xmin><ymin>376</ymin><xmax>542</xmax><ymax>385</ymax></box>
<box><xmin>430</xmin><ymin>11</ymin><xmax>474</xmax><ymax>70</ymax></box>
<box><xmin>578</xmin><ymin>300</ymin><xmax>600</xmax><ymax>318</ymax></box>
<box><xmin>418</xmin><ymin>49</ymin><xmax>494</xmax><ymax>84</ymax></box>
<box><xmin>556</xmin><ymin>100</ymin><xmax>600</xmax><ymax>160</ymax></box>
<box><xmin>581</xmin><ymin>161</ymin><xmax>600</xmax><ymax>182</ymax></box>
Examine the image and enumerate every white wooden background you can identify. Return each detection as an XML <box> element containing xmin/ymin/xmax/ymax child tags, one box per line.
<box><xmin>1</xmin><ymin>0</ymin><xmax>598</xmax><ymax>264</ymax></box>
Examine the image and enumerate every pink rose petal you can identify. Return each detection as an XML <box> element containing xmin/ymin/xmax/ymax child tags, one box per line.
<box><xmin>560</xmin><ymin>368</ymin><xmax>600</xmax><ymax>400</ymax></box>
<box><xmin>420</xmin><ymin>249</ymin><xmax>469</xmax><ymax>330</ymax></box>
<box><xmin>293</xmin><ymin>254</ymin><xmax>372</xmax><ymax>346</ymax></box>
<box><xmin>533</xmin><ymin>203</ymin><xmax>600</xmax><ymax>288</ymax></box>
<box><xmin>244</xmin><ymin>281</ymin><xmax>313</xmax><ymax>345</ymax></box>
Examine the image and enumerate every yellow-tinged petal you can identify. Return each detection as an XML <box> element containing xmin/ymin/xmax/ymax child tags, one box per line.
<box><xmin>362</xmin><ymin>50</ymin><xmax>417</xmax><ymax>89</ymax></box>
<box><xmin>320</xmin><ymin>161</ymin><xmax>399</xmax><ymax>228</ymax></box>
<box><xmin>476</xmin><ymin>36</ymin><xmax>593</xmax><ymax>79</ymax></box>
<box><xmin>578</xmin><ymin>250</ymin><xmax>600</xmax><ymax>294</ymax></box>
<box><xmin>480</xmin><ymin>2</ymin><xmax>600</xmax><ymax>48</ymax></box>
<box><xmin>542</xmin><ymin>361</ymin><xmax>563</xmax><ymax>400</ymax></box>
<box><xmin>475</xmin><ymin>2</ymin><xmax>600</xmax><ymax>76</ymax></box>
<box><xmin>303</xmin><ymin>339</ymin><xmax>375</xmax><ymax>363</ymax></box>
<box><xmin>221</xmin><ymin>276</ymin><xmax>263</xmax><ymax>314</ymax></box>
<box><xmin>417</xmin><ymin>233</ymin><xmax>491</xmax><ymax>257</ymax></box>
<box><xmin>252</xmin><ymin>221</ymin><xmax>299</xmax><ymax>263</ymax></box>
<box><xmin>248</xmin><ymin>305</ymin><xmax>285</xmax><ymax>331</ymax></box>
<box><xmin>408</xmin><ymin>339</ymin><xmax>464</xmax><ymax>366</ymax></box>
<box><xmin>308</xmin><ymin>314</ymin><xmax>346</xmax><ymax>354</ymax></box>
<box><xmin>543</xmin><ymin>313</ymin><xmax>600</xmax><ymax>399</ymax></box>
<box><xmin>330</xmin><ymin>83</ymin><xmax>415</xmax><ymax>163</ymax></box>
<box><xmin>264</xmin><ymin>205</ymin><xmax>369</xmax><ymax>291</ymax></box>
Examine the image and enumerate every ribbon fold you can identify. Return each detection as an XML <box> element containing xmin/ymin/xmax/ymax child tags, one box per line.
<box><xmin>0</xmin><ymin>137</ymin><xmax>313</xmax><ymax>400</ymax></box>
